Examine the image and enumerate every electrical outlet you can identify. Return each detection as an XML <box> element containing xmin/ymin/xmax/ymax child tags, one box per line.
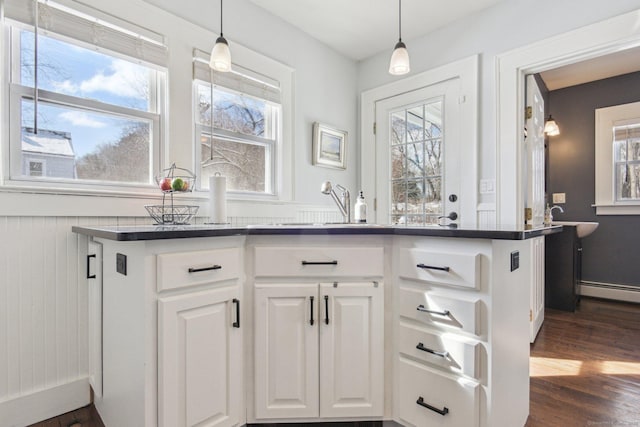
<box><xmin>480</xmin><ymin>179</ymin><xmax>495</xmax><ymax>194</ymax></box>
<box><xmin>116</xmin><ymin>253</ymin><xmax>127</xmax><ymax>276</ymax></box>
<box><xmin>510</xmin><ymin>250</ymin><xmax>519</xmax><ymax>272</ymax></box>
<box><xmin>552</xmin><ymin>193</ymin><xmax>566</xmax><ymax>204</ymax></box>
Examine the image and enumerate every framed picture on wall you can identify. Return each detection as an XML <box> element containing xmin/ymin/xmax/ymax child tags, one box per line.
<box><xmin>312</xmin><ymin>122</ymin><xmax>347</xmax><ymax>170</ymax></box>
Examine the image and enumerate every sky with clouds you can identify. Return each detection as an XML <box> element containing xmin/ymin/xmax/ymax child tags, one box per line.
<box><xmin>20</xmin><ymin>31</ymin><xmax>152</xmax><ymax>158</ymax></box>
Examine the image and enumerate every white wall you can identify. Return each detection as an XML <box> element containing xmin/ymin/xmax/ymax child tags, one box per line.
<box><xmin>0</xmin><ymin>0</ymin><xmax>356</xmax><ymax>423</ymax></box>
<box><xmin>357</xmin><ymin>0</ymin><xmax>640</xmax><ymax>210</ymax></box>
<box><xmin>142</xmin><ymin>0</ymin><xmax>360</xmax><ymax>205</ymax></box>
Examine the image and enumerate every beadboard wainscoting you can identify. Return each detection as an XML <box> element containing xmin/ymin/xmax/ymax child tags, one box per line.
<box><xmin>0</xmin><ymin>207</ymin><xmax>342</xmax><ymax>426</ymax></box>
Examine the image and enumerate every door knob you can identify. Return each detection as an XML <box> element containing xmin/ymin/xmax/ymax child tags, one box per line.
<box><xmin>438</xmin><ymin>212</ymin><xmax>458</xmax><ymax>221</ymax></box>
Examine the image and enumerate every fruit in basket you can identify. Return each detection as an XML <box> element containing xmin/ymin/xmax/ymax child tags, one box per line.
<box><xmin>159</xmin><ymin>178</ymin><xmax>172</xmax><ymax>191</ymax></box>
<box><xmin>172</xmin><ymin>177</ymin><xmax>186</xmax><ymax>191</ymax></box>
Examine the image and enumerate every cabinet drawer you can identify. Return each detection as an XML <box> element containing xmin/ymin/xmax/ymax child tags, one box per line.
<box><xmin>397</xmin><ymin>359</ymin><xmax>479</xmax><ymax>427</ymax></box>
<box><xmin>157</xmin><ymin>247</ymin><xmax>241</xmax><ymax>292</ymax></box>
<box><xmin>398</xmin><ymin>322</ymin><xmax>481</xmax><ymax>379</ymax></box>
<box><xmin>398</xmin><ymin>286</ymin><xmax>481</xmax><ymax>336</ymax></box>
<box><xmin>254</xmin><ymin>246</ymin><xmax>384</xmax><ymax>278</ymax></box>
<box><xmin>398</xmin><ymin>248</ymin><xmax>481</xmax><ymax>289</ymax></box>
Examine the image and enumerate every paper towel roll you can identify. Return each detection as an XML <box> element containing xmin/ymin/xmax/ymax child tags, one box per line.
<box><xmin>209</xmin><ymin>174</ymin><xmax>227</xmax><ymax>224</ymax></box>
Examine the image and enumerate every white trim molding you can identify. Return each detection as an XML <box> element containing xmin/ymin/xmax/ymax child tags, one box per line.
<box><xmin>580</xmin><ymin>281</ymin><xmax>640</xmax><ymax>304</ymax></box>
<box><xmin>496</xmin><ymin>8</ymin><xmax>640</xmax><ymax>225</ymax></box>
<box><xmin>0</xmin><ymin>378</ymin><xmax>90</xmax><ymax>427</ymax></box>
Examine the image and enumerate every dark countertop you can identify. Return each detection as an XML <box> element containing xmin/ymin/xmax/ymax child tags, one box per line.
<box><xmin>72</xmin><ymin>223</ymin><xmax>562</xmax><ymax>241</ymax></box>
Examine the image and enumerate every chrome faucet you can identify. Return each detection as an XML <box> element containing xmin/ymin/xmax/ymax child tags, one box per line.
<box><xmin>544</xmin><ymin>204</ymin><xmax>564</xmax><ymax>225</ymax></box>
<box><xmin>321</xmin><ymin>181</ymin><xmax>351</xmax><ymax>223</ymax></box>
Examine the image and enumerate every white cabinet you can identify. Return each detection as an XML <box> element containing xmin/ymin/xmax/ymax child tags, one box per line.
<box><xmin>393</xmin><ymin>236</ymin><xmax>531</xmax><ymax>427</ymax></box>
<box><xmin>159</xmin><ymin>286</ymin><xmax>242</xmax><ymax>427</ymax></box>
<box><xmin>92</xmin><ymin>237</ymin><xmax>245</xmax><ymax>427</ymax></box>
<box><xmin>254</xmin><ymin>281</ymin><xmax>384</xmax><ymax>421</ymax></box>
<box><xmin>254</xmin><ymin>284</ymin><xmax>319</xmax><ymax>419</ymax></box>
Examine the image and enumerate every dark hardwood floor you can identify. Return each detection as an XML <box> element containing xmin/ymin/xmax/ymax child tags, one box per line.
<box><xmin>29</xmin><ymin>297</ymin><xmax>640</xmax><ymax>427</ymax></box>
<box><xmin>526</xmin><ymin>297</ymin><xmax>640</xmax><ymax>427</ymax></box>
<box><xmin>27</xmin><ymin>404</ymin><xmax>104</xmax><ymax>427</ymax></box>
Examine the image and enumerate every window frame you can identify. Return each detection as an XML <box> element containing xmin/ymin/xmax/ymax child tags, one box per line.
<box><xmin>193</xmin><ymin>80</ymin><xmax>280</xmax><ymax>198</ymax></box>
<box><xmin>2</xmin><ymin>14</ymin><xmax>165</xmax><ymax>194</ymax></box>
<box><xmin>595</xmin><ymin>101</ymin><xmax>640</xmax><ymax>215</ymax></box>
<box><xmin>191</xmin><ymin>42</ymin><xmax>294</xmax><ymax>202</ymax></box>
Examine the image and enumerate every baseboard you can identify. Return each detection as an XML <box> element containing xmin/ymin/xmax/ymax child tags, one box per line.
<box><xmin>0</xmin><ymin>378</ymin><xmax>90</xmax><ymax>427</ymax></box>
<box><xmin>580</xmin><ymin>281</ymin><xmax>640</xmax><ymax>304</ymax></box>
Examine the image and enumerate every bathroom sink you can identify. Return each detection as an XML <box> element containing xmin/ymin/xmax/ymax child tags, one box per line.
<box><xmin>552</xmin><ymin>221</ymin><xmax>599</xmax><ymax>238</ymax></box>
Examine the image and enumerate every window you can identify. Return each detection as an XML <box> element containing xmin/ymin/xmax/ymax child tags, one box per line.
<box><xmin>595</xmin><ymin>101</ymin><xmax>640</xmax><ymax>214</ymax></box>
<box><xmin>193</xmin><ymin>49</ymin><xmax>282</xmax><ymax>197</ymax></box>
<box><xmin>613</xmin><ymin>126</ymin><xmax>640</xmax><ymax>201</ymax></box>
<box><xmin>3</xmin><ymin>0</ymin><xmax>167</xmax><ymax>190</ymax></box>
<box><xmin>389</xmin><ymin>100</ymin><xmax>444</xmax><ymax>225</ymax></box>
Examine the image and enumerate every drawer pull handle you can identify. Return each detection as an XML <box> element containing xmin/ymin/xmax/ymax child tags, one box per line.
<box><xmin>232</xmin><ymin>298</ymin><xmax>240</xmax><ymax>328</ymax></box>
<box><xmin>324</xmin><ymin>295</ymin><xmax>330</xmax><ymax>325</ymax></box>
<box><xmin>302</xmin><ymin>260</ymin><xmax>338</xmax><ymax>266</ymax></box>
<box><xmin>416</xmin><ymin>342</ymin><xmax>449</xmax><ymax>359</ymax></box>
<box><xmin>87</xmin><ymin>254</ymin><xmax>96</xmax><ymax>279</ymax></box>
<box><xmin>417</xmin><ymin>263</ymin><xmax>450</xmax><ymax>272</ymax></box>
<box><xmin>310</xmin><ymin>296</ymin><xmax>315</xmax><ymax>326</ymax></box>
<box><xmin>417</xmin><ymin>304</ymin><xmax>450</xmax><ymax>317</ymax></box>
<box><xmin>416</xmin><ymin>397</ymin><xmax>449</xmax><ymax>416</ymax></box>
<box><xmin>188</xmin><ymin>265</ymin><xmax>222</xmax><ymax>273</ymax></box>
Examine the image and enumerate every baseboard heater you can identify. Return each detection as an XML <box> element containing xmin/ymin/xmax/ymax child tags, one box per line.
<box><xmin>580</xmin><ymin>281</ymin><xmax>640</xmax><ymax>304</ymax></box>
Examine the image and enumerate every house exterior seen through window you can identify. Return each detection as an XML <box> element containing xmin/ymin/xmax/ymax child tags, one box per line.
<box><xmin>613</xmin><ymin>125</ymin><xmax>640</xmax><ymax>201</ymax></box>
<box><xmin>4</xmin><ymin>0</ymin><xmax>166</xmax><ymax>190</ymax></box>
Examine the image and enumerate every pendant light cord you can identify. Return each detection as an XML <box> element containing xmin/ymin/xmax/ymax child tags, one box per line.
<box><xmin>220</xmin><ymin>0</ymin><xmax>223</xmax><ymax>37</ymax></box>
<box><xmin>398</xmin><ymin>0</ymin><xmax>402</xmax><ymax>42</ymax></box>
<box><xmin>34</xmin><ymin>0</ymin><xmax>39</xmax><ymax>134</ymax></box>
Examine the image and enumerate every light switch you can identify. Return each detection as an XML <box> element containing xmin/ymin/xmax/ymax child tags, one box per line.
<box><xmin>552</xmin><ymin>193</ymin><xmax>566</xmax><ymax>204</ymax></box>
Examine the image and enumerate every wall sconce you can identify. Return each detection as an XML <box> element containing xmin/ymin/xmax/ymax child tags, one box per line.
<box><xmin>544</xmin><ymin>114</ymin><xmax>560</xmax><ymax>136</ymax></box>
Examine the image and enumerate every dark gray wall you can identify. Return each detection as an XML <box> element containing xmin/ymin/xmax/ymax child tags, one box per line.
<box><xmin>548</xmin><ymin>71</ymin><xmax>640</xmax><ymax>287</ymax></box>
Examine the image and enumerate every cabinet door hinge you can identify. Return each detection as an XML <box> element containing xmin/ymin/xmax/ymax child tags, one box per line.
<box><xmin>373</xmin><ymin>122</ymin><xmax>377</xmax><ymax>135</ymax></box>
<box><xmin>525</xmin><ymin>106</ymin><xmax>532</xmax><ymax>120</ymax></box>
<box><xmin>374</xmin><ymin>198</ymin><xmax>377</xmax><ymax>211</ymax></box>
<box><xmin>529</xmin><ymin>309</ymin><xmax>533</xmax><ymax>322</ymax></box>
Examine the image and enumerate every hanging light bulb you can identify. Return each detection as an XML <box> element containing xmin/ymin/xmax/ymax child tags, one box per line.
<box><xmin>389</xmin><ymin>0</ymin><xmax>410</xmax><ymax>75</ymax></box>
<box><xmin>210</xmin><ymin>0</ymin><xmax>231</xmax><ymax>72</ymax></box>
<box><xmin>544</xmin><ymin>114</ymin><xmax>560</xmax><ymax>136</ymax></box>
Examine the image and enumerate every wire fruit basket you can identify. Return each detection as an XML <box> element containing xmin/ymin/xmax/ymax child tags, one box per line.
<box><xmin>146</xmin><ymin>163</ymin><xmax>198</xmax><ymax>225</ymax></box>
<box><xmin>145</xmin><ymin>205</ymin><xmax>199</xmax><ymax>225</ymax></box>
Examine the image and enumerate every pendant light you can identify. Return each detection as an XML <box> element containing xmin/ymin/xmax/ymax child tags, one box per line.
<box><xmin>389</xmin><ymin>0</ymin><xmax>410</xmax><ymax>76</ymax></box>
<box><xmin>544</xmin><ymin>114</ymin><xmax>560</xmax><ymax>136</ymax></box>
<box><xmin>209</xmin><ymin>0</ymin><xmax>231</xmax><ymax>72</ymax></box>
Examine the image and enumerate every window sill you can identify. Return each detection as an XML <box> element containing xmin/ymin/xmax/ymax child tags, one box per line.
<box><xmin>0</xmin><ymin>183</ymin><xmax>294</xmax><ymax>217</ymax></box>
<box><xmin>593</xmin><ymin>203</ymin><xmax>640</xmax><ymax>215</ymax></box>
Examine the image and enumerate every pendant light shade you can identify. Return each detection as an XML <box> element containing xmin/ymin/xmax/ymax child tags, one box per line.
<box><xmin>389</xmin><ymin>0</ymin><xmax>410</xmax><ymax>75</ymax></box>
<box><xmin>210</xmin><ymin>36</ymin><xmax>231</xmax><ymax>72</ymax></box>
<box><xmin>210</xmin><ymin>0</ymin><xmax>231</xmax><ymax>72</ymax></box>
<box><xmin>544</xmin><ymin>114</ymin><xmax>560</xmax><ymax>136</ymax></box>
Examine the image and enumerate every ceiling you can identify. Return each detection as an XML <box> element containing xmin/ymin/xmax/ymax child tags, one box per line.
<box><xmin>540</xmin><ymin>46</ymin><xmax>640</xmax><ymax>90</ymax></box>
<box><xmin>248</xmin><ymin>0</ymin><xmax>505</xmax><ymax>60</ymax></box>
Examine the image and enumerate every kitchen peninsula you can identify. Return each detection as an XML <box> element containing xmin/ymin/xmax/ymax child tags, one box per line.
<box><xmin>73</xmin><ymin>223</ymin><xmax>560</xmax><ymax>427</ymax></box>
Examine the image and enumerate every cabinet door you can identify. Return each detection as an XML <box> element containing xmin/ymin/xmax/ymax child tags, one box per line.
<box><xmin>158</xmin><ymin>286</ymin><xmax>242</xmax><ymax>427</ymax></box>
<box><xmin>320</xmin><ymin>282</ymin><xmax>384</xmax><ymax>418</ymax></box>
<box><xmin>254</xmin><ymin>284</ymin><xmax>319</xmax><ymax>419</ymax></box>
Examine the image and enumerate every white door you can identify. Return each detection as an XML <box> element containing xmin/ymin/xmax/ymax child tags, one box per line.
<box><xmin>158</xmin><ymin>285</ymin><xmax>242</xmax><ymax>427</ymax></box>
<box><xmin>530</xmin><ymin>236</ymin><xmax>545</xmax><ymax>342</ymax></box>
<box><xmin>525</xmin><ymin>75</ymin><xmax>546</xmax><ymax>342</ymax></box>
<box><xmin>319</xmin><ymin>282</ymin><xmax>384</xmax><ymax>418</ymax></box>
<box><xmin>375</xmin><ymin>79</ymin><xmax>462</xmax><ymax>225</ymax></box>
<box><xmin>254</xmin><ymin>284</ymin><xmax>319</xmax><ymax>419</ymax></box>
<box><xmin>525</xmin><ymin>75</ymin><xmax>546</xmax><ymax>226</ymax></box>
